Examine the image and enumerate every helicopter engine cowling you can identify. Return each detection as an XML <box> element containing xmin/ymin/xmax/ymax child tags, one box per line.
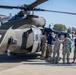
<box><xmin>31</xmin><ymin>16</ymin><xmax>46</xmax><ymax>27</ymax></box>
<box><xmin>0</xmin><ymin>15</ymin><xmax>46</xmax><ymax>29</ymax></box>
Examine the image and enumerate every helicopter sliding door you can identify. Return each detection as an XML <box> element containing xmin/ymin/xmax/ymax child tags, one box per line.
<box><xmin>31</xmin><ymin>28</ymin><xmax>42</xmax><ymax>53</ymax></box>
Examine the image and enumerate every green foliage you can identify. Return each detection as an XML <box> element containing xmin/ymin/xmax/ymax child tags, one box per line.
<box><xmin>72</xmin><ymin>27</ymin><xmax>76</xmax><ymax>35</ymax></box>
<box><xmin>67</xmin><ymin>27</ymin><xmax>72</xmax><ymax>33</ymax></box>
<box><xmin>53</xmin><ymin>24</ymin><xmax>67</xmax><ymax>31</ymax></box>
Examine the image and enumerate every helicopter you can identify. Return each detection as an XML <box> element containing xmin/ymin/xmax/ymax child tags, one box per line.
<box><xmin>0</xmin><ymin>0</ymin><xmax>76</xmax><ymax>55</ymax></box>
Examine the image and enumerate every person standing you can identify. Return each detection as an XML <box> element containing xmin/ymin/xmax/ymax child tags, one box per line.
<box><xmin>41</xmin><ymin>33</ymin><xmax>48</xmax><ymax>60</ymax></box>
<box><xmin>47</xmin><ymin>32</ymin><xmax>55</xmax><ymax>61</ymax></box>
<box><xmin>72</xmin><ymin>38</ymin><xmax>76</xmax><ymax>63</ymax></box>
<box><xmin>53</xmin><ymin>34</ymin><xmax>61</xmax><ymax>63</ymax></box>
<box><xmin>62</xmin><ymin>34</ymin><xmax>72</xmax><ymax>64</ymax></box>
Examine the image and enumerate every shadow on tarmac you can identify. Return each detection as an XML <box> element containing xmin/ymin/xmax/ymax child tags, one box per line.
<box><xmin>23</xmin><ymin>61</ymin><xmax>76</xmax><ymax>66</ymax></box>
<box><xmin>23</xmin><ymin>57</ymin><xmax>76</xmax><ymax>67</ymax></box>
<box><xmin>0</xmin><ymin>53</ymin><xmax>41</xmax><ymax>63</ymax></box>
<box><xmin>0</xmin><ymin>53</ymin><xmax>76</xmax><ymax>67</ymax></box>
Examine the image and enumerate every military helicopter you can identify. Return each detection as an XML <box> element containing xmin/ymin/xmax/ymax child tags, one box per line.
<box><xmin>0</xmin><ymin>0</ymin><xmax>76</xmax><ymax>55</ymax></box>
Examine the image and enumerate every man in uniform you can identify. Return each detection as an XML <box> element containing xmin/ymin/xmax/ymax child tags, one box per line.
<box><xmin>62</xmin><ymin>34</ymin><xmax>72</xmax><ymax>64</ymax></box>
<box><xmin>41</xmin><ymin>33</ymin><xmax>48</xmax><ymax>60</ymax></box>
<box><xmin>53</xmin><ymin>34</ymin><xmax>61</xmax><ymax>63</ymax></box>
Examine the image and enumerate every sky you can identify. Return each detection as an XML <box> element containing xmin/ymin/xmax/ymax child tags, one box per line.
<box><xmin>0</xmin><ymin>0</ymin><xmax>76</xmax><ymax>28</ymax></box>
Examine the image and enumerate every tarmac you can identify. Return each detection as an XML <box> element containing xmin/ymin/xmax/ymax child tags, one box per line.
<box><xmin>0</xmin><ymin>63</ymin><xmax>76</xmax><ymax>75</ymax></box>
<box><xmin>0</xmin><ymin>45</ymin><xmax>76</xmax><ymax>75</ymax></box>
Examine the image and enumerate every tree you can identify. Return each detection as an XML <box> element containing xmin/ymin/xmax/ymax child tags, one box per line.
<box><xmin>72</xmin><ymin>27</ymin><xmax>76</xmax><ymax>35</ymax></box>
<box><xmin>67</xmin><ymin>27</ymin><xmax>72</xmax><ymax>33</ymax></box>
<box><xmin>53</xmin><ymin>24</ymin><xmax>67</xmax><ymax>31</ymax></box>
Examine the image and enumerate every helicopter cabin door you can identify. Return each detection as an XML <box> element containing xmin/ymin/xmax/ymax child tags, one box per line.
<box><xmin>31</xmin><ymin>28</ymin><xmax>41</xmax><ymax>53</ymax></box>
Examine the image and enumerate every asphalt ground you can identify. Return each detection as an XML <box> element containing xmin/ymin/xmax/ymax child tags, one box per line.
<box><xmin>0</xmin><ymin>45</ymin><xmax>76</xmax><ymax>75</ymax></box>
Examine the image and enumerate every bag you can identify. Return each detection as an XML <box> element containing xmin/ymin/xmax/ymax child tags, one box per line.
<box><xmin>70</xmin><ymin>44</ymin><xmax>72</xmax><ymax>53</ymax></box>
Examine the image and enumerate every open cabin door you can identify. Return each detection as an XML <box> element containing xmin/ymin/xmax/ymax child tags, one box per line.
<box><xmin>31</xmin><ymin>28</ymin><xmax>42</xmax><ymax>53</ymax></box>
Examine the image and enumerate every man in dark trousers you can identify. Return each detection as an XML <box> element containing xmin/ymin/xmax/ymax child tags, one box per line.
<box><xmin>47</xmin><ymin>32</ymin><xmax>55</xmax><ymax>61</ymax></box>
<box><xmin>72</xmin><ymin>38</ymin><xmax>76</xmax><ymax>63</ymax></box>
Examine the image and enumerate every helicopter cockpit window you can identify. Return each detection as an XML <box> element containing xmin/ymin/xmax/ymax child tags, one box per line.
<box><xmin>17</xmin><ymin>11</ymin><xmax>24</xmax><ymax>17</ymax></box>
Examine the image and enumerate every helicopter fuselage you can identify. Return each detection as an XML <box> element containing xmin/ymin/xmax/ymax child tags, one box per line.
<box><xmin>0</xmin><ymin>27</ymin><xmax>42</xmax><ymax>54</ymax></box>
<box><xmin>0</xmin><ymin>0</ymin><xmax>48</xmax><ymax>55</ymax></box>
<box><xmin>0</xmin><ymin>15</ymin><xmax>46</xmax><ymax>55</ymax></box>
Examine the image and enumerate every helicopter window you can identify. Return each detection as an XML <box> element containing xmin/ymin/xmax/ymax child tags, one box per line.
<box><xmin>17</xmin><ymin>11</ymin><xmax>24</xmax><ymax>17</ymax></box>
<box><xmin>0</xmin><ymin>35</ymin><xmax>2</xmax><ymax>39</ymax></box>
<box><xmin>0</xmin><ymin>22</ymin><xmax>1</xmax><ymax>26</ymax></box>
<box><xmin>35</xmin><ymin>34</ymin><xmax>38</xmax><ymax>41</ymax></box>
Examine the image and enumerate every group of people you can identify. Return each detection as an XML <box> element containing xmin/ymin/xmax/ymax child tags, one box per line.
<box><xmin>41</xmin><ymin>31</ymin><xmax>76</xmax><ymax>64</ymax></box>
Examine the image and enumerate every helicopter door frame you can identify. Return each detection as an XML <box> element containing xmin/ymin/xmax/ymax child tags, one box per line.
<box><xmin>37</xmin><ymin>28</ymin><xmax>42</xmax><ymax>51</ymax></box>
<box><xmin>31</xmin><ymin>27</ymin><xmax>41</xmax><ymax>53</ymax></box>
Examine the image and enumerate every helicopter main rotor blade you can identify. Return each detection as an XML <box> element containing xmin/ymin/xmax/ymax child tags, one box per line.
<box><xmin>33</xmin><ymin>8</ymin><xmax>76</xmax><ymax>15</ymax></box>
<box><xmin>28</xmin><ymin>0</ymin><xmax>48</xmax><ymax>8</ymax></box>
<box><xmin>0</xmin><ymin>0</ymin><xmax>48</xmax><ymax>10</ymax></box>
<box><xmin>0</xmin><ymin>5</ymin><xmax>25</xmax><ymax>9</ymax></box>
